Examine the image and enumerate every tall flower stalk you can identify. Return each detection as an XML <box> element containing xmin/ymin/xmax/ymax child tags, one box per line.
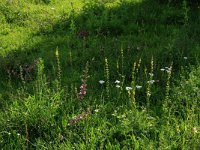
<box><xmin>78</xmin><ymin>61</ymin><xmax>89</xmax><ymax>100</ymax></box>
<box><xmin>104</xmin><ymin>58</ymin><xmax>110</xmax><ymax>99</ymax></box>
<box><xmin>163</xmin><ymin>63</ymin><xmax>173</xmax><ymax>117</ymax></box>
<box><xmin>146</xmin><ymin>56</ymin><xmax>154</xmax><ymax>109</ymax></box>
<box><xmin>56</xmin><ymin>47</ymin><xmax>61</xmax><ymax>91</ymax></box>
<box><xmin>131</xmin><ymin>62</ymin><xmax>137</xmax><ymax>108</ymax></box>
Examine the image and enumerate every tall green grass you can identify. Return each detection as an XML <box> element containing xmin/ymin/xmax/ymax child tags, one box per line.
<box><xmin>0</xmin><ymin>52</ymin><xmax>199</xmax><ymax>149</ymax></box>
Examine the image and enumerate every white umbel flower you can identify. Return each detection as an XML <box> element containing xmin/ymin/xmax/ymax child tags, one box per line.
<box><xmin>126</xmin><ymin>87</ymin><xmax>132</xmax><ymax>90</ymax></box>
<box><xmin>115</xmin><ymin>80</ymin><xmax>120</xmax><ymax>84</ymax></box>
<box><xmin>99</xmin><ymin>80</ymin><xmax>105</xmax><ymax>84</ymax></box>
<box><xmin>184</xmin><ymin>57</ymin><xmax>188</xmax><ymax>60</ymax></box>
<box><xmin>149</xmin><ymin>73</ymin><xmax>154</xmax><ymax>77</ymax></box>
<box><xmin>160</xmin><ymin>68</ymin><xmax>165</xmax><ymax>71</ymax></box>
<box><xmin>136</xmin><ymin>85</ymin><xmax>142</xmax><ymax>89</ymax></box>
<box><xmin>116</xmin><ymin>85</ymin><xmax>121</xmax><ymax>88</ymax></box>
<box><xmin>147</xmin><ymin>80</ymin><xmax>155</xmax><ymax>84</ymax></box>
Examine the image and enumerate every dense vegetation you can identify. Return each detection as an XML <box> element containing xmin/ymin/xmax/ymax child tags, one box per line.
<box><xmin>0</xmin><ymin>0</ymin><xmax>200</xmax><ymax>149</ymax></box>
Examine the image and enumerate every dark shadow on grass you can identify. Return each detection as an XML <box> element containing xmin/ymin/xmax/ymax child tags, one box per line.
<box><xmin>0</xmin><ymin>0</ymin><xmax>200</xmax><ymax>109</ymax></box>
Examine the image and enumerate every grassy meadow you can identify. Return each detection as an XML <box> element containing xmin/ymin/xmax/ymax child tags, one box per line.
<box><xmin>0</xmin><ymin>0</ymin><xmax>200</xmax><ymax>149</ymax></box>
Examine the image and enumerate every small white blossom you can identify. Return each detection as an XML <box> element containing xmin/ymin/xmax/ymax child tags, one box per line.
<box><xmin>184</xmin><ymin>57</ymin><xmax>188</xmax><ymax>60</ymax></box>
<box><xmin>168</xmin><ymin>67</ymin><xmax>172</xmax><ymax>71</ymax></box>
<box><xmin>149</xmin><ymin>73</ymin><xmax>154</xmax><ymax>77</ymax></box>
<box><xmin>147</xmin><ymin>80</ymin><xmax>155</xmax><ymax>84</ymax></box>
<box><xmin>111</xmin><ymin>113</ymin><xmax>116</xmax><ymax>116</ymax></box>
<box><xmin>115</xmin><ymin>80</ymin><xmax>120</xmax><ymax>84</ymax></box>
<box><xmin>160</xmin><ymin>68</ymin><xmax>165</xmax><ymax>71</ymax></box>
<box><xmin>136</xmin><ymin>85</ymin><xmax>142</xmax><ymax>89</ymax></box>
<box><xmin>137</xmin><ymin>46</ymin><xmax>141</xmax><ymax>50</ymax></box>
<box><xmin>94</xmin><ymin>109</ymin><xmax>99</xmax><ymax>112</ymax></box>
<box><xmin>99</xmin><ymin>80</ymin><xmax>105</xmax><ymax>84</ymax></box>
<box><xmin>116</xmin><ymin>85</ymin><xmax>121</xmax><ymax>88</ymax></box>
<box><xmin>121</xmin><ymin>114</ymin><xmax>126</xmax><ymax>118</ymax></box>
<box><xmin>166</xmin><ymin>70</ymin><xmax>171</xmax><ymax>74</ymax></box>
<box><xmin>147</xmin><ymin>116</ymin><xmax>155</xmax><ymax>120</ymax></box>
<box><xmin>17</xmin><ymin>133</ymin><xmax>20</xmax><ymax>136</ymax></box>
<box><xmin>126</xmin><ymin>87</ymin><xmax>132</xmax><ymax>90</ymax></box>
<box><xmin>193</xmin><ymin>127</ymin><xmax>198</xmax><ymax>133</ymax></box>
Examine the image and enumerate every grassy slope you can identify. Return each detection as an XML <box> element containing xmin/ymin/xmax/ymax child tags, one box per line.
<box><xmin>0</xmin><ymin>0</ymin><xmax>84</xmax><ymax>54</ymax></box>
<box><xmin>0</xmin><ymin>0</ymin><xmax>200</xmax><ymax>149</ymax></box>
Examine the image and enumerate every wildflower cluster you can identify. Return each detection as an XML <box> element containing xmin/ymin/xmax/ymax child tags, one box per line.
<box><xmin>6</xmin><ymin>59</ymin><xmax>38</xmax><ymax>81</ymax></box>
<box><xmin>78</xmin><ymin>82</ymin><xmax>87</xmax><ymax>100</ymax></box>
<box><xmin>78</xmin><ymin>62</ymin><xmax>89</xmax><ymax>100</ymax></box>
<box><xmin>160</xmin><ymin>67</ymin><xmax>172</xmax><ymax>74</ymax></box>
<box><xmin>68</xmin><ymin>109</ymin><xmax>90</xmax><ymax>126</ymax></box>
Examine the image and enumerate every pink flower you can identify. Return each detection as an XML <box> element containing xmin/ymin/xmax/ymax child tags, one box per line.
<box><xmin>78</xmin><ymin>83</ymin><xmax>87</xmax><ymax>100</ymax></box>
<box><xmin>77</xmin><ymin>62</ymin><xmax>89</xmax><ymax>100</ymax></box>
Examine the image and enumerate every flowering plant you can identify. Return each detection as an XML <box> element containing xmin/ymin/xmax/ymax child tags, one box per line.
<box><xmin>78</xmin><ymin>62</ymin><xmax>89</xmax><ymax>100</ymax></box>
